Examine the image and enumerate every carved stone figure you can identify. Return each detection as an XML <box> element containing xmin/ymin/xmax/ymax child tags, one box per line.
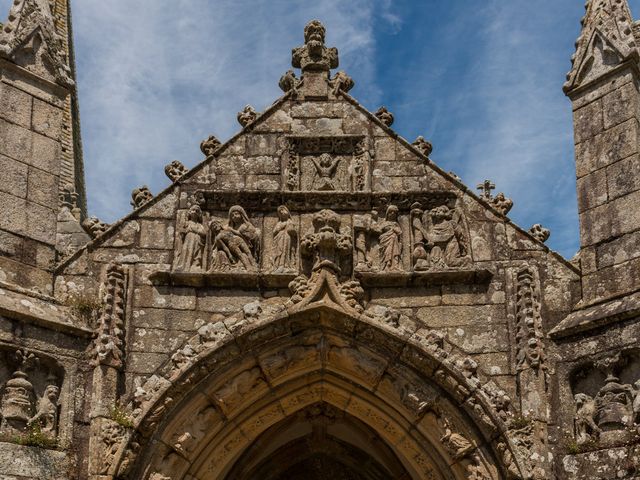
<box><xmin>164</xmin><ymin>160</ymin><xmax>189</xmax><ymax>182</ymax></box>
<box><xmin>352</xmin><ymin>138</ymin><xmax>370</xmax><ymax>191</ymax></box>
<box><xmin>0</xmin><ymin>351</ymin><xmax>37</xmax><ymax>433</ymax></box>
<box><xmin>529</xmin><ymin>224</ymin><xmax>550</xmax><ymax>243</ymax></box>
<box><xmin>375</xmin><ymin>106</ymin><xmax>394</xmax><ymax>126</ymax></box>
<box><xmin>237</xmin><ymin>105</ymin><xmax>258</xmax><ymax>127</ymax></box>
<box><xmin>492</xmin><ymin>192</ymin><xmax>514</xmax><ymax>215</ymax></box>
<box><xmin>82</xmin><ymin>216</ymin><xmax>110</xmax><ymax>239</ymax></box>
<box><xmin>354</xmin><ymin>209</ymin><xmax>379</xmax><ymax>271</ymax></box>
<box><xmin>311</xmin><ymin>153</ymin><xmax>341</xmax><ymax>190</ymax></box>
<box><xmin>378</xmin><ymin>205</ymin><xmax>403</xmax><ymax>272</ymax></box>
<box><xmin>279</xmin><ymin>69</ymin><xmax>300</xmax><ymax>95</ymax></box>
<box><xmin>301</xmin><ymin>209</ymin><xmax>352</xmax><ymax>273</ymax></box>
<box><xmin>574</xmin><ymin>393</ymin><xmax>601</xmax><ymax>445</ymax></box>
<box><xmin>200</xmin><ymin>135</ymin><xmax>221</xmax><ymax>157</ymax></box>
<box><xmin>440</xmin><ymin>418</ymin><xmax>474</xmax><ymax>460</ymax></box>
<box><xmin>412</xmin><ymin>204</ymin><xmax>470</xmax><ymax>270</ymax></box>
<box><xmin>28</xmin><ymin>383</ymin><xmax>59</xmax><ymax>435</ymax></box>
<box><xmin>594</xmin><ymin>373</ymin><xmax>634</xmax><ymax>432</ymax></box>
<box><xmin>101</xmin><ymin>421</ymin><xmax>126</xmax><ymax>475</ymax></box>
<box><xmin>59</xmin><ymin>184</ymin><xmax>81</xmax><ymax>219</ymax></box>
<box><xmin>208</xmin><ymin>206</ymin><xmax>260</xmax><ymax>272</ymax></box>
<box><xmin>291</xmin><ymin>20</ymin><xmax>338</xmax><ymax>73</ymax></box>
<box><xmin>412</xmin><ymin>136</ymin><xmax>433</xmax><ymax>157</ymax></box>
<box><xmin>130</xmin><ymin>186</ymin><xmax>153</xmax><ymax>209</ymax></box>
<box><xmin>330</xmin><ymin>70</ymin><xmax>354</xmax><ymax>95</ymax></box>
<box><xmin>272</xmin><ymin>205</ymin><xmax>297</xmax><ymax>273</ymax></box>
<box><xmin>174</xmin><ymin>205</ymin><xmax>207</xmax><ymax>272</ymax></box>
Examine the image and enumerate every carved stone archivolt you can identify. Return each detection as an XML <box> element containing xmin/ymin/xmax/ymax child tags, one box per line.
<box><xmin>0</xmin><ymin>348</ymin><xmax>62</xmax><ymax>443</ymax></box>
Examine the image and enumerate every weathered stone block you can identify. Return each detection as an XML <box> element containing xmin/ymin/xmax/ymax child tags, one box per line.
<box><xmin>374</xmin><ymin>137</ymin><xmax>395</xmax><ymax>161</ymax></box>
<box><xmin>291</xmin><ymin>117</ymin><xmax>343</xmax><ymax>135</ymax></box>
<box><xmin>133</xmin><ymin>285</ymin><xmax>196</xmax><ymax>310</ymax></box>
<box><xmin>140</xmin><ymin>220</ymin><xmax>174</xmax><ymax>250</ymax></box>
<box><xmin>583</xmin><ymin>255</ymin><xmax>640</xmax><ymax>303</ymax></box>
<box><xmin>126</xmin><ymin>351</ymin><xmax>168</xmax><ymax>374</ymax></box>
<box><xmin>0</xmin><ymin>229</ymin><xmax>22</xmax><ymax>257</ymax></box>
<box><xmin>131</xmin><ymin>327</ymin><xmax>192</xmax><ymax>353</ymax></box>
<box><xmin>32</xmin><ymin>98</ymin><xmax>62</xmax><ymax>140</ymax></box>
<box><xmin>573</xmin><ymin>98</ymin><xmax>603</xmax><ymax>144</ymax></box>
<box><xmin>27</xmin><ymin>166</ymin><xmax>58</xmax><ymax>207</ymax></box>
<box><xmin>197</xmin><ymin>290</ymin><xmax>260</xmax><ymax>313</ymax></box>
<box><xmin>596</xmin><ymin>230</ymin><xmax>640</xmax><ymax>269</ymax></box>
<box><xmin>0</xmin><ymin>118</ymin><xmax>32</xmax><ymax>162</ymax></box>
<box><xmin>602</xmin><ymin>81</ymin><xmax>640</xmax><ymax>130</ymax></box>
<box><xmin>246</xmin><ymin>134</ymin><xmax>279</xmax><ymax>156</ymax></box>
<box><xmin>0</xmin><ymin>154</ymin><xmax>28</xmax><ymax>198</ymax></box>
<box><xmin>606</xmin><ymin>153</ymin><xmax>640</xmax><ymax>200</ymax></box>
<box><xmin>0</xmin><ymin>82</ymin><xmax>32</xmax><ymax>128</ymax></box>
<box><xmin>25</xmin><ymin>200</ymin><xmax>57</xmax><ymax>245</ymax></box>
<box><xmin>579</xmin><ymin>190</ymin><xmax>640</xmax><ymax>246</ymax></box>
<box><xmin>575</xmin><ymin>118</ymin><xmax>638</xmax><ymax>177</ymax></box>
<box><xmin>31</xmin><ymin>131</ymin><xmax>60</xmax><ymax>173</ymax></box>
<box><xmin>446</xmin><ymin>322</ymin><xmax>509</xmax><ymax>353</ymax></box>
<box><xmin>576</xmin><ymin>167</ymin><xmax>607</xmax><ymax>212</ymax></box>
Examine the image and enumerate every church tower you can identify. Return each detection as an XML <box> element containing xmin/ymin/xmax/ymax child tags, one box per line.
<box><xmin>564</xmin><ymin>0</ymin><xmax>640</xmax><ymax>307</ymax></box>
<box><xmin>0</xmin><ymin>0</ymin><xmax>88</xmax><ymax>294</ymax></box>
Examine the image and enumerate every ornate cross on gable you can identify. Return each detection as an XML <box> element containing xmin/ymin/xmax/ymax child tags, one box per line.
<box><xmin>476</xmin><ymin>179</ymin><xmax>496</xmax><ymax>200</ymax></box>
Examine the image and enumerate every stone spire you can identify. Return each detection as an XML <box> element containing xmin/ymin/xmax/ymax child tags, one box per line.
<box><xmin>0</xmin><ymin>0</ymin><xmax>74</xmax><ymax>87</ymax></box>
<box><xmin>564</xmin><ymin>0</ymin><xmax>638</xmax><ymax>93</ymax></box>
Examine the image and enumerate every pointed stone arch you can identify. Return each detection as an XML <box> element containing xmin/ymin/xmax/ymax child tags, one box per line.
<box><xmin>102</xmin><ymin>295</ymin><xmax>531</xmax><ymax>480</ymax></box>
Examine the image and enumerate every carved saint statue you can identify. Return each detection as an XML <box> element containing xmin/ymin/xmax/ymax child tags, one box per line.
<box><xmin>28</xmin><ymin>384</ymin><xmax>59</xmax><ymax>435</ymax></box>
<box><xmin>378</xmin><ymin>205</ymin><xmax>403</xmax><ymax>272</ymax></box>
<box><xmin>175</xmin><ymin>205</ymin><xmax>207</xmax><ymax>272</ymax></box>
<box><xmin>272</xmin><ymin>206</ymin><xmax>297</xmax><ymax>273</ymax></box>
<box><xmin>209</xmin><ymin>206</ymin><xmax>260</xmax><ymax>272</ymax></box>
<box><xmin>311</xmin><ymin>153</ymin><xmax>340</xmax><ymax>191</ymax></box>
<box><xmin>354</xmin><ymin>209</ymin><xmax>379</xmax><ymax>271</ymax></box>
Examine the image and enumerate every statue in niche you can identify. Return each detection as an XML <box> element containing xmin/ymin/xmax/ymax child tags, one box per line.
<box><xmin>175</xmin><ymin>205</ymin><xmax>207</xmax><ymax>272</ymax></box>
<box><xmin>378</xmin><ymin>205</ymin><xmax>403</xmax><ymax>272</ymax></box>
<box><xmin>272</xmin><ymin>206</ymin><xmax>297</xmax><ymax>273</ymax></box>
<box><xmin>574</xmin><ymin>393</ymin><xmax>601</xmax><ymax>445</ymax></box>
<box><xmin>412</xmin><ymin>203</ymin><xmax>470</xmax><ymax>270</ymax></box>
<box><xmin>311</xmin><ymin>153</ymin><xmax>340</xmax><ymax>191</ymax></box>
<box><xmin>354</xmin><ymin>209</ymin><xmax>379</xmax><ymax>271</ymax></box>
<box><xmin>208</xmin><ymin>206</ymin><xmax>260</xmax><ymax>272</ymax></box>
<box><xmin>0</xmin><ymin>350</ymin><xmax>37</xmax><ymax>434</ymax></box>
<box><xmin>28</xmin><ymin>383</ymin><xmax>59</xmax><ymax>436</ymax></box>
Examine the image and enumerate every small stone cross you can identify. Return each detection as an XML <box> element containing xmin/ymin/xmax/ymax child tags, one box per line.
<box><xmin>476</xmin><ymin>179</ymin><xmax>496</xmax><ymax>200</ymax></box>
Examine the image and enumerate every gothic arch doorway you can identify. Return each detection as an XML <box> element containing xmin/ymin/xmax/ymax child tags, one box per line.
<box><xmin>114</xmin><ymin>303</ymin><xmax>524</xmax><ymax>480</ymax></box>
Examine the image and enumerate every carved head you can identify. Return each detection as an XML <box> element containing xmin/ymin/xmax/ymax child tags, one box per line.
<box><xmin>228</xmin><ymin>205</ymin><xmax>250</xmax><ymax>227</ymax></box>
<box><xmin>277</xmin><ymin>205</ymin><xmax>291</xmax><ymax>221</ymax></box>
<box><xmin>44</xmin><ymin>384</ymin><xmax>59</xmax><ymax>402</ymax></box>
<box><xmin>319</xmin><ymin>153</ymin><xmax>332</xmax><ymax>167</ymax></box>
<box><xmin>386</xmin><ymin>205</ymin><xmax>399</xmax><ymax>221</ymax></box>
<box><xmin>312</xmin><ymin>209</ymin><xmax>341</xmax><ymax>234</ymax></box>
<box><xmin>209</xmin><ymin>219</ymin><xmax>223</xmax><ymax>234</ymax></box>
<box><xmin>187</xmin><ymin>205</ymin><xmax>203</xmax><ymax>223</ymax></box>
<box><xmin>430</xmin><ymin>205</ymin><xmax>453</xmax><ymax>223</ymax></box>
<box><xmin>304</xmin><ymin>20</ymin><xmax>326</xmax><ymax>45</ymax></box>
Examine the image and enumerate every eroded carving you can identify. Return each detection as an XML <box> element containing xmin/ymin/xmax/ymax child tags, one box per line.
<box><xmin>131</xmin><ymin>186</ymin><xmax>153</xmax><ymax>209</ymax></box>
<box><xmin>208</xmin><ymin>205</ymin><xmax>261</xmax><ymax>272</ymax></box>
<box><xmin>92</xmin><ymin>263</ymin><xmax>127</xmax><ymax>369</ymax></box>
<box><xmin>200</xmin><ymin>135</ymin><xmax>221</xmax><ymax>158</ymax></box>
<box><xmin>574</xmin><ymin>393</ymin><xmax>601</xmax><ymax>445</ymax></box>
<box><xmin>279</xmin><ymin>69</ymin><xmax>300</xmax><ymax>95</ymax></box>
<box><xmin>100</xmin><ymin>421</ymin><xmax>127</xmax><ymax>475</ymax></box>
<box><xmin>82</xmin><ymin>216</ymin><xmax>110</xmax><ymax>239</ymax></box>
<box><xmin>514</xmin><ymin>268</ymin><xmax>546</xmax><ymax>371</ymax></box>
<box><xmin>292</xmin><ymin>20</ymin><xmax>338</xmax><ymax>73</ymax></box>
<box><xmin>213</xmin><ymin>367</ymin><xmax>264</xmax><ymax>413</ymax></box>
<box><xmin>529</xmin><ymin>224</ymin><xmax>550</xmax><ymax>243</ymax></box>
<box><xmin>412</xmin><ymin>136</ymin><xmax>433</xmax><ymax>158</ymax></box>
<box><xmin>411</xmin><ymin>203</ymin><xmax>470</xmax><ymax>270</ymax></box>
<box><xmin>440</xmin><ymin>418</ymin><xmax>474</xmax><ymax>460</ymax></box>
<box><xmin>476</xmin><ymin>180</ymin><xmax>495</xmax><ymax>200</ymax></box>
<box><xmin>330</xmin><ymin>70</ymin><xmax>354</xmax><ymax>95</ymax></box>
<box><xmin>301</xmin><ymin>209</ymin><xmax>352</xmax><ymax>273</ymax></box>
<box><xmin>237</xmin><ymin>105</ymin><xmax>258</xmax><ymax>127</ymax></box>
<box><xmin>354</xmin><ymin>205</ymin><xmax>403</xmax><ymax>272</ymax></box>
<box><xmin>311</xmin><ymin>153</ymin><xmax>340</xmax><ymax>191</ymax></box>
<box><xmin>174</xmin><ymin>204</ymin><xmax>207</xmax><ymax>272</ymax></box>
<box><xmin>272</xmin><ymin>205</ymin><xmax>298</xmax><ymax>273</ymax></box>
<box><xmin>375</xmin><ymin>106</ymin><xmax>394</xmax><ymax>127</ymax></box>
<box><xmin>492</xmin><ymin>192</ymin><xmax>513</xmax><ymax>215</ymax></box>
<box><xmin>164</xmin><ymin>160</ymin><xmax>189</xmax><ymax>182</ymax></box>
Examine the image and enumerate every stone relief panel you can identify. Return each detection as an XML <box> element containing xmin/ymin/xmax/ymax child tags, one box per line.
<box><xmin>283</xmin><ymin>136</ymin><xmax>370</xmax><ymax>192</ymax></box>
<box><xmin>570</xmin><ymin>350</ymin><xmax>640</xmax><ymax>448</ymax></box>
<box><xmin>0</xmin><ymin>348</ymin><xmax>64</xmax><ymax>445</ymax></box>
<box><xmin>263</xmin><ymin>205</ymin><xmax>299</xmax><ymax>274</ymax></box>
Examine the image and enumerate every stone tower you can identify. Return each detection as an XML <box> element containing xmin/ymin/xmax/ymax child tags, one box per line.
<box><xmin>0</xmin><ymin>0</ymin><xmax>88</xmax><ymax>294</ymax></box>
<box><xmin>0</xmin><ymin>3</ymin><xmax>639</xmax><ymax>480</ymax></box>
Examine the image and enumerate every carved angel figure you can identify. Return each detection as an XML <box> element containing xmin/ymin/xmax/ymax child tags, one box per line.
<box><xmin>175</xmin><ymin>205</ymin><xmax>207</xmax><ymax>272</ymax></box>
<box><xmin>208</xmin><ymin>206</ymin><xmax>260</xmax><ymax>272</ymax></box>
<box><xmin>28</xmin><ymin>384</ymin><xmax>59</xmax><ymax>435</ymax></box>
<box><xmin>311</xmin><ymin>153</ymin><xmax>340</xmax><ymax>191</ymax></box>
<box><xmin>378</xmin><ymin>205</ymin><xmax>403</xmax><ymax>272</ymax></box>
<box><xmin>574</xmin><ymin>393</ymin><xmax>601</xmax><ymax>445</ymax></box>
<box><xmin>272</xmin><ymin>206</ymin><xmax>297</xmax><ymax>273</ymax></box>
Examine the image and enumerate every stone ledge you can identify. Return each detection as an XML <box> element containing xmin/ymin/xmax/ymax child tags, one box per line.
<box><xmin>0</xmin><ymin>441</ymin><xmax>69</xmax><ymax>479</ymax></box>
<box><xmin>0</xmin><ymin>284</ymin><xmax>93</xmax><ymax>336</ymax></box>
<box><xmin>149</xmin><ymin>271</ymin><xmax>298</xmax><ymax>289</ymax></box>
<box><xmin>355</xmin><ymin>268</ymin><xmax>493</xmax><ymax>287</ymax></box>
<box><xmin>549</xmin><ymin>289</ymin><xmax>640</xmax><ymax>339</ymax></box>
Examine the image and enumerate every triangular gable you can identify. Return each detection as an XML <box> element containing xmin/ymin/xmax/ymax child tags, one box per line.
<box><xmin>565</xmin><ymin>0</ymin><xmax>638</xmax><ymax>93</ymax></box>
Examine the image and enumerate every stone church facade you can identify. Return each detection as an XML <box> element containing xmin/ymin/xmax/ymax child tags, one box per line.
<box><xmin>0</xmin><ymin>1</ymin><xmax>639</xmax><ymax>479</ymax></box>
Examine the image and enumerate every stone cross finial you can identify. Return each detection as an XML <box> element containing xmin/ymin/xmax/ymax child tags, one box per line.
<box><xmin>292</xmin><ymin>20</ymin><xmax>339</xmax><ymax>73</ymax></box>
<box><xmin>476</xmin><ymin>180</ymin><xmax>496</xmax><ymax>200</ymax></box>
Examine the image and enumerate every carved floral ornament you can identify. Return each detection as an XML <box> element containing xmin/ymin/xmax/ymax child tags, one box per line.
<box><xmin>107</xmin><ymin>301</ymin><xmax>531</xmax><ymax>480</ymax></box>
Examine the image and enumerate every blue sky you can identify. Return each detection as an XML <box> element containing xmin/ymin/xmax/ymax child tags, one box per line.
<box><xmin>5</xmin><ymin>0</ymin><xmax>638</xmax><ymax>258</ymax></box>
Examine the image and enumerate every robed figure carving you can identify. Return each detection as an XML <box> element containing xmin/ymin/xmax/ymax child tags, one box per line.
<box><xmin>175</xmin><ymin>205</ymin><xmax>207</xmax><ymax>272</ymax></box>
<box><xmin>272</xmin><ymin>206</ymin><xmax>297</xmax><ymax>273</ymax></box>
<box><xmin>378</xmin><ymin>205</ymin><xmax>403</xmax><ymax>272</ymax></box>
<box><xmin>209</xmin><ymin>206</ymin><xmax>261</xmax><ymax>272</ymax></box>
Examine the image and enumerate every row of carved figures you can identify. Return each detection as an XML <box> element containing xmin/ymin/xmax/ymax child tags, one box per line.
<box><xmin>173</xmin><ymin>201</ymin><xmax>472</xmax><ymax>275</ymax></box>
<box><xmin>0</xmin><ymin>350</ymin><xmax>60</xmax><ymax>441</ymax></box>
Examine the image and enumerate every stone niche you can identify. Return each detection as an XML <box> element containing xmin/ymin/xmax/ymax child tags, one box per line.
<box><xmin>152</xmin><ymin>189</ymin><xmax>492</xmax><ymax>289</ymax></box>
<box><xmin>569</xmin><ymin>349</ymin><xmax>640</xmax><ymax>449</ymax></box>
<box><xmin>0</xmin><ymin>347</ymin><xmax>64</xmax><ymax>446</ymax></box>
